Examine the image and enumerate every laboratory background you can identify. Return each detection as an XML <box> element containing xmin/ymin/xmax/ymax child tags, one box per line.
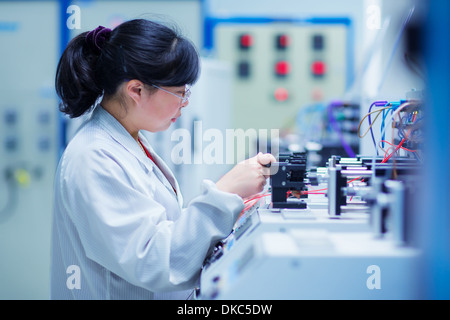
<box><xmin>0</xmin><ymin>0</ymin><xmax>448</xmax><ymax>300</ymax></box>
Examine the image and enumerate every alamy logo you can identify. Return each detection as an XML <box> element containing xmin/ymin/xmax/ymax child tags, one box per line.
<box><xmin>66</xmin><ymin>5</ymin><xmax>81</xmax><ymax>30</ymax></box>
<box><xmin>366</xmin><ymin>265</ymin><xmax>381</xmax><ymax>290</ymax></box>
<box><xmin>66</xmin><ymin>265</ymin><xmax>81</xmax><ymax>290</ymax></box>
<box><xmin>366</xmin><ymin>4</ymin><xmax>381</xmax><ymax>30</ymax></box>
<box><xmin>170</xmin><ymin>121</ymin><xmax>279</xmax><ymax>166</ymax></box>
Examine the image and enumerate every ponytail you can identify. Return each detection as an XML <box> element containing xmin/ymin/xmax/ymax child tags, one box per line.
<box><xmin>55</xmin><ymin>32</ymin><xmax>103</xmax><ymax>118</ymax></box>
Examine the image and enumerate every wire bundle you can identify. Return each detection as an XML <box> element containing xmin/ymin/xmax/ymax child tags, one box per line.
<box><xmin>358</xmin><ymin>100</ymin><xmax>422</xmax><ymax>161</ymax></box>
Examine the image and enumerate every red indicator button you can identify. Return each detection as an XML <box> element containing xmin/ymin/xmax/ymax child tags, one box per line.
<box><xmin>274</xmin><ymin>87</ymin><xmax>289</xmax><ymax>102</ymax></box>
<box><xmin>275</xmin><ymin>61</ymin><xmax>290</xmax><ymax>76</ymax></box>
<box><xmin>239</xmin><ymin>34</ymin><xmax>253</xmax><ymax>49</ymax></box>
<box><xmin>311</xmin><ymin>61</ymin><xmax>326</xmax><ymax>76</ymax></box>
<box><xmin>311</xmin><ymin>88</ymin><xmax>324</xmax><ymax>101</ymax></box>
<box><xmin>276</xmin><ymin>34</ymin><xmax>290</xmax><ymax>49</ymax></box>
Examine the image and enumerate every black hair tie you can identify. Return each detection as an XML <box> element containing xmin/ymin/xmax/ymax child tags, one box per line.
<box><xmin>86</xmin><ymin>26</ymin><xmax>112</xmax><ymax>54</ymax></box>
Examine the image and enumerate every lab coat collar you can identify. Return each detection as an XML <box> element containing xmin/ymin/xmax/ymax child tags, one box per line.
<box><xmin>138</xmin><ymin>133</ymin><xmax>184</xmax><ymax>207</ymax></box>
<box><xmin>91</xmin><ymin>105</ymin><xmax>182</xmax><ymax>206</ymax></box>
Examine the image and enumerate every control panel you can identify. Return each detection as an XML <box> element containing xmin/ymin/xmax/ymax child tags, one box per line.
<box><xmin>210</xmin><ymin>19</ymin><xmax>351</xmax><ymax>131</ymax></box>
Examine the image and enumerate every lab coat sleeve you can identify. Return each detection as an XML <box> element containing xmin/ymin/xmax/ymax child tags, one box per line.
<box><xmin>61</xmin><ymin>146</ymin><xmax>244</xmax><ymax>292</ymax></box>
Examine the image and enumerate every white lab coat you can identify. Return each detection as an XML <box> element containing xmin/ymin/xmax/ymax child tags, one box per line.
<box><xmin>50</xmin><ymin>105</ymin><xmax>244</xmax><ymax>300</ymax></box>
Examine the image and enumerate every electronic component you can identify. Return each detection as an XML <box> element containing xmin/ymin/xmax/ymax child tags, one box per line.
<box><xmin>270</xmin><ymin>152</ymin><xmax>308</xmax><ymax>209</ymax></box>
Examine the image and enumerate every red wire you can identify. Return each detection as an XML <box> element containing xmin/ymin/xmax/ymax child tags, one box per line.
<box><xmin>300</xmin><ymin>188</ymin><xmax>328</xmax><ymax>195</ymax></box>
<box><xmin>239</xmin><ymin>193</ymin><xmax>271</xmax><ymax>217</ymax></box>
<box><xmin>381</xmin><ymin>127</ymin><xmax>413</xmax><ymax>163</ymax></box>
<box><xmin>301</xmin><ymin>176</ymin><xmax>364</xmax><ymax>196</ymax></box>
<box><xmin>244</xmin><ymin>193</ymin><xmax>271</xmax><ymax>204</ymax></box>
<box><xmin>382</xmin><ymin>138</ymin><xmax>406</xmax><ymax>163</ymax></box>
<box><xmin>380</xmin><ymin>140</ymin><xmax>417</xmax><ymax>153</ymax></box>
<box><xmin>347</xmin><ymin>177</ymin><xmax>361</xmax><ymax>184</ymax></box>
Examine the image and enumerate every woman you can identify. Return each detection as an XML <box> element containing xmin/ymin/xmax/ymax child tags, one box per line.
<box><xmin>51</xmin><ymin>19</ymin><xmax>275</xmax><ymax>300</ymax></box>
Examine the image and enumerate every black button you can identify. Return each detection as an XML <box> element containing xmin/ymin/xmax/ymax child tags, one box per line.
<box><xmin>238</xmin><ymin>61</ymin><xmax>251</xmax><ymax>78</ymax></box>
<box><xmin>312</xmin><ymin>34</ymin><xmax>324</xmax><ymax>50</ymax></box>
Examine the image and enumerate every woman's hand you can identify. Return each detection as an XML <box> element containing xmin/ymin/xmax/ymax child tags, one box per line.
<box><xmin>216</xmin><ymin>152</ymin><xmax>276</xmax><ymax>199</ymax></box>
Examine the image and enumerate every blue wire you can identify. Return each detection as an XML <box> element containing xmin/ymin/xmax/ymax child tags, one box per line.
<box><xmin>368</xmin><ymin>100</ymin><xmax>389</xmax><ymax>155</ymax></box>
<box><xmin>380</xmin><ymin>100</ymin><xmax>405</xmax><ymax>149</ymax></box>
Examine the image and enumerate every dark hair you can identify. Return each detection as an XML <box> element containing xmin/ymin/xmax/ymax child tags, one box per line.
<box><xmin>55</xmin><ymin>19</ymin><xmax>200</xmax><ymax>118</ymax></box>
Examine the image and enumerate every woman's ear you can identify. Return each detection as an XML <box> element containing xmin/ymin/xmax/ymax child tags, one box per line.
<box><xmin>124</xmin><ymin>80</ymin><xmax>145</xmax><ymax>105</ymax></box>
